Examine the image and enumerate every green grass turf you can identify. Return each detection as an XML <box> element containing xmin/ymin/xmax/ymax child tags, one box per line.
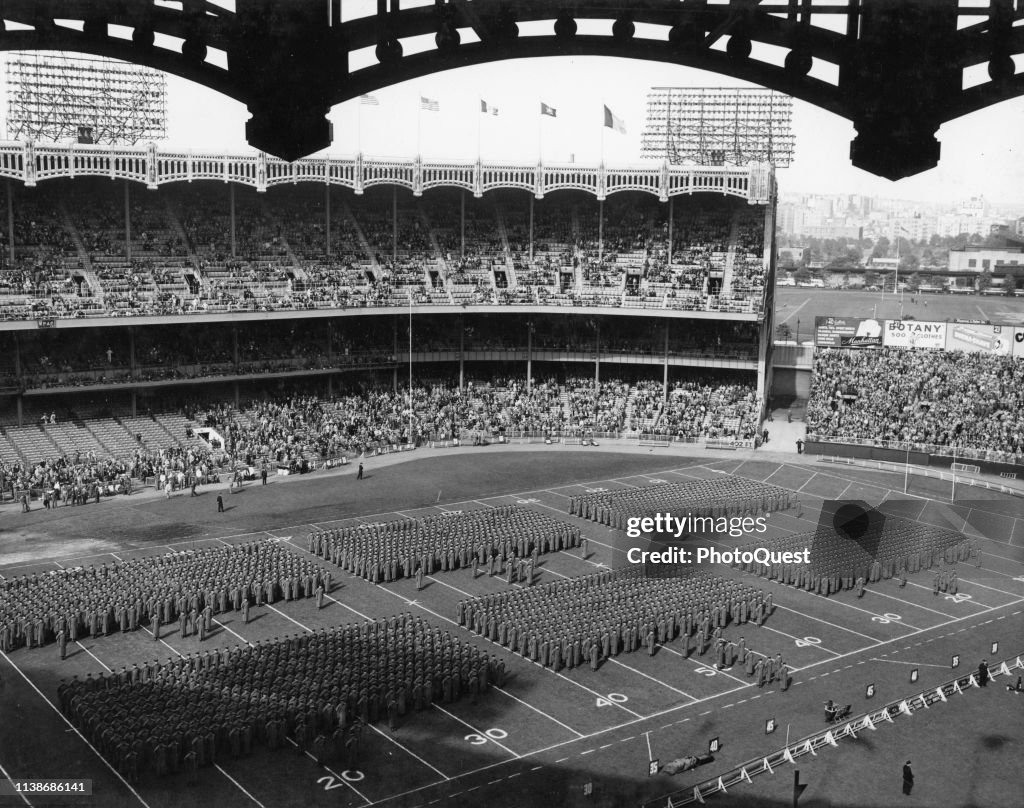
<box><xmin>0</xmin><ymin>450</ymin><xmax>1022</xmax><ymax>808</ymax></box>
<box><xmin>774</xmin><ymin>288</ymin><xmax>1024</xmax><ymax>331</ymax></box>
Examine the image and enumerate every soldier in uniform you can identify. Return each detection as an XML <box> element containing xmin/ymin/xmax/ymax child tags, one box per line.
<box><xmin>184</xmin><ymin>750</ymin><xmax>198</xmax><ymax>785</ymax></box>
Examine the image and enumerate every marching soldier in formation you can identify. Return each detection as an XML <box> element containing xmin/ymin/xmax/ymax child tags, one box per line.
<box><xmin>0</xmin><ymin>540</ymin><xmax>333</xmax><ymax>654</ymax></box>
<box><xmin>458</xmin><ymin>566</ymin><xmax>780</xmax><ymax>687</ymax></box>
<box><xmin>308</xmin><ymin>506</ymin><xmax>580</xmax><ymax>588</ymax></box>
<box><xmin>59</xmin><ymin>614</ymin><xmax>504</xmax><ymax>781</ymax></box>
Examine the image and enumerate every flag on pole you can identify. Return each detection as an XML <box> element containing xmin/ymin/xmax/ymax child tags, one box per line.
<box><xmin>603</xmin><ymin>105</ymin><xmax>626</xmax><ymax>134</ymax></box>
<box><xmin>360</xmin><ymin>94</ymin><xmax>380</xmax><ymax>106</ymax></box>
<box><xmin>421</xmin><ymin>97</ymin><xmax>440</xmax><ymax>112</ymax></box>
<box><xmin>480</xmin><ymin>100</ymin><xmax>499</xmax><ymax>116</ymax></box>
<box><xmin>540</xmin><ymin>102</ymin><xmax>557</xmax><ymax>117</ymax></box>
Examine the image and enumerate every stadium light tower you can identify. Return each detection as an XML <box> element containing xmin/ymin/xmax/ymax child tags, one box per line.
<box><xmin>5</xmin><ymin>52</ymin><xmax>167</xmax><ymax>145</ymax></box>
<box><xmin>641</xmin><ymin>88</ymin><xmax>795</xmax><ymax>167</ymax></box>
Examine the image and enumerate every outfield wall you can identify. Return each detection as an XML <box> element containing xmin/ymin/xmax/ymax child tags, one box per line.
<box><xmin>815</xmin><ymin>317</ymin><xmax>1024</xmax><ymax>356</ymax></box>
<box><xmin>805</xmin><ymin>440</ymin><xmax>1022</xmax><ymax>478</ymax></box>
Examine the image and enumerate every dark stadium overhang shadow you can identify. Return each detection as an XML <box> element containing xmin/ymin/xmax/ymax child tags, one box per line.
<box><xmin>893</xmin><ymin>497</ymin><xmax>1024</xmax><ymax>546</ymax></box>
<box><xmin>814</xmin><ymin>500</ymin><xmax>888</xmax><ymax>565</ymax></box>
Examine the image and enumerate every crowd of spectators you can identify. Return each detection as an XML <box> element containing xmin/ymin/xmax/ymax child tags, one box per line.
<box><xmin>0</xmin><ymin>183</ymin><xmax>767</xmax><ymax>320</ymax></box>
<box><xmin>5</xmin><ymin>316</ymin><xmax>758</xmax><ymax>393</ymax></box>
<box><xmin>189</xmin><ymin>374</ymin><xmax>760</xmax><ymax>463</ymax></box>
<box><xmin>0</xmin><ymin>369</ymin><xmax>763</xmax><ymax>502</ymax></box>
<box><xmin>1</xmin><ymin>444</ymin><xmax>219</xmax><ymax>504</ymax></box>
<box><xmin>807</xmin><ymin>347</ymin><xmax>1024</xmax><ymax>460</ymax></box>
<box><xmin>659</xmin><ymin>377</ymin><xmax>762</xmax><ymax>440</ymax></box>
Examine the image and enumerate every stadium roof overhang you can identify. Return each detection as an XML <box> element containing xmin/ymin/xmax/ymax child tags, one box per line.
<box><xmin>5</xmin><ymin>1</ymin><xmax>1024</xmax><ymax>179</ymax></box>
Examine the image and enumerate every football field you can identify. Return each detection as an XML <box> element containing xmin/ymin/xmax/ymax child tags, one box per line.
<box><xmin>775</xmin><ymin>288</ymin><xmax>1024</xmax><ymax>332</ymax></box>
<box><xmin>1</xmin><ymin>449</ymin><xmax>1022</xmax><ymax>808</ymax></box>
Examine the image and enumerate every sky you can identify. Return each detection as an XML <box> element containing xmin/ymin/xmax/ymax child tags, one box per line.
<box><xmin>5</xmin><ymin>0</ymin><xmax>1024</xmax><ymax>204</ymax></box>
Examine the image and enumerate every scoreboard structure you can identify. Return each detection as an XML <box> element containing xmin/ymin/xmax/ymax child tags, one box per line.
<box><xmin>642</xmin><ymin>88</ymin><xmax>795</xmax><ymax>168</ymax></box>
<box><xmin>5</xmin><ymin>52</ymin><xmax>167</xmax><ymax>145</ymax></box>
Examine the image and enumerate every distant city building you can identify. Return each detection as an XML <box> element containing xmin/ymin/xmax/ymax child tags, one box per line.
<box><xmin>948</xmin><ymin>246</ymin><xmax>1024</xmax><ymax>273</ymax></box>
<box><xmin>777</xmin><ymin>191</ymin><xmax>1020</xmax><ymax>240</ymax></box>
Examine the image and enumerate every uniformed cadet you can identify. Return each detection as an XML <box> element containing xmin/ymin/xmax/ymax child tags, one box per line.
<box><xmin>313</xmin><ymin>734</ymin><xmax>328</xmax><ymax>764</ymax></box>
<box><xmin>184</xmin><ymin>750</ymin><xmax>198</xmax><ymax>785</ymax></box>
<box><xmin>581</xmin><ymin>537</ymin><xmax>589</xmax><ymax>559</ymax></box>
<box><xmin>315</xmin><ymin>584</ymin><xmax>325</xmax><ymax>610</ymax></box>
<box><xmin>755</xmin><ymin>657</ymin><xmax>767</xmax><ymax>687</ymax></box>
<box><xmin>345</xmin><ymin>732</ymin><xmax>359</xmax><ymax>769</ymax></box>
<box><xmin>386</xmin><ymin>696</ymin><xmax>399</xmax><ymax>730</ymax></box>
<box><xmin>57</xmin><ymin>627</ymin><xmax>67</xmax><ymax>660</ymax></box>
<box><xmin>242</xmin><ymin>598</ymin><xmax>250</xmax><ymax>624</ymax></box>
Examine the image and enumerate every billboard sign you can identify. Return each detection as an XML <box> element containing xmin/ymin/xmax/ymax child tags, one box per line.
<box><xmin>883</xmin><ymin>320</ymin><xmax>947</xmax><ymax>350</ymax></box>
<box><xmin>944</xmin><ymin>324</ymin><xmax>1013</xmax><ymax>355</ymax></box>
<box><xmin>1013</xmin><ymin>328</ymin><xmax>1024</xmax><ymax>358</ymax></box>
<box><xmin>815</xmin><ymin>317</ymin><xmax>883</xmax><ymax>348</ymax></box>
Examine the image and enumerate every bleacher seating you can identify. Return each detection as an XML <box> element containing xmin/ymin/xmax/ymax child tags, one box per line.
<box><xmin>0</xmin><ymin>181</ymin><xmax>767</xmax><ymax>318</ymax></box>
<box><xmin>807</xmin><ymin>347</ymin><xmax>1024</xmax><ymax>459</ymax></box>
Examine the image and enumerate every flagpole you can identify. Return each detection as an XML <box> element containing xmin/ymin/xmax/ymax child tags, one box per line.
<box><xmin>417</xmin><ymin>94</ymin><xmax>422</xmax><ymax>157</ymax></box>
<box><xmin>600</xmin><ymin>103</ymin><xmax>605</xmax><ymax>165</ymax></box>
<box><xmin>357</xmin><ymin>97</ymin><xmax>362</xmax><ymax>154</ymax></box>
<box><xmin>405</xmin><ymin>296</ymin><xmax>409</xmax><ymax>448</ymax></box>
<box><xmin>477</xmin><ymin>95</ymin><xmax>482</xmax><ymax>161</ymax></box>
<box><xmin>538</xmin><ymin>106</ymin><xmax>543</xmax><ymax>163</ymax></box>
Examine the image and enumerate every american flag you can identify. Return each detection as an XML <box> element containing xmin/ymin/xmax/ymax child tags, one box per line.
<box><xmin>420</xmin><ymin>97</ymin><xmax>440</xmax><ymax>112</ymax></box>
<box><xmin>359</xmin><ymin>94</ymin><xmax>379</xmax><ymax>106</ymax></box>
